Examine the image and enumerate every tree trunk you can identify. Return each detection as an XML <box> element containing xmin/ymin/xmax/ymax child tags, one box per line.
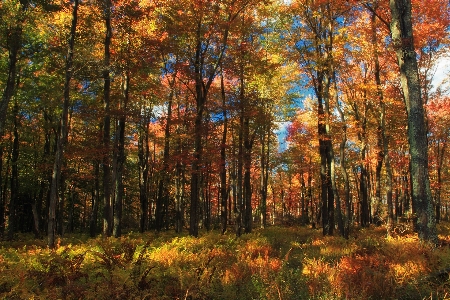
<box><xmin>260</xmin><ymin>124</ymin><xmax>269</xmax><ymax>229</ymax></box>
<box><xmin>8</xmin><ymin>101</ymin><xmax>19</xmax><ymax>240</ymax></box>
<box><xmin>390</xmin><ymin>0</ymin><xmax>437</xmax><ymax>243</ymax></box>
<box><xmin>220</xmin><ymin>72</ymin><xmax>228</xmax><ymax>234</ymax></box>
<box><xmin>0</xmin><ymin>4</ymin><xmax>24</xmax><ymax>137</ymax></box>
<box><xmin>102</xmin><ymin>0</ymin><xmax>113</xmax><ymax>237</ymax></box>
<box><xmin>371</xmin><ymin>10</ymin><xmax>385</xmax><ymax>227</ymax></box>
<box><xmin>89</xmin><ymin>160</ymin><xmax>100</xmax><ymax>237</ymax></box>
<box><xmin>156</xmin><ymin>76</ymin><xmax>175</xmax><ymax>231</ymax></box>
<box><xmin>243</xmin><ymin>117</ymin><xmax>253</xmax><ymax>233</ymax></box>
<box><xmin>48</xmin><ymin>0</ymin><xmax>78</xmax><ymax>248</ymax></box>
<box><xmin>113</xmin><ymin>71</ymin><xmax>129</xmax><ymax>238</ymax></box>
<box><xmin>317</xmin><ymin>74</ymin><xmax>334</xmax><ymax>236</ymax></box>
<box><xmin>139</xmin><ymin>108</ymin><xmax>150</xmax><ymax>233</ymax></box>
<box><xmin>435</xmin><ymin>140</ymin><xmax>445</xmax><ymax>224</ymax></box>
<box><xmin>189</xmin><ymin>96</ymin><xmax>204</xmax><ymax>237</ymax></box>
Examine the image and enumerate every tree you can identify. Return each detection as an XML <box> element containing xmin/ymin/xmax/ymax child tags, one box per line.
<box><xmin>48</xmin><ymin>0</ymin><xmax>78</xmax><ymax>248</ymax></box>
<box><xmin>101</xmin><ymin>0</ymin><xmax>113</xmax><ymax>237</ymax></box>
<box><xmin>389</xmin><ymin>0</ymin><xmax>437</xmax><ymax>243</ymax></box>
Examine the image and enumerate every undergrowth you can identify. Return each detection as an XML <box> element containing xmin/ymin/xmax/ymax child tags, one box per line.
<box><xmin>0</xmin><ymin>224</ymin><xmax>449</xmax><ymax>299</ymax></box>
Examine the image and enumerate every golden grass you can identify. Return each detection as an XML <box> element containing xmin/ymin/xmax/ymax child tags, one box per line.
<box><xmin>0</xmin><ymin>223</ymin><xmax>449</xmax><ymax>299</ymax></box>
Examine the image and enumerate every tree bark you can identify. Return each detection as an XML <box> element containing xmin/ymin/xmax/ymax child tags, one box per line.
<box><xmin>156</xmin><ymin>74</ymin><xmax>175</xmax><ymax>231</ymax></box>
<box><xmin>89</xmin><ymin>160</ymin><xmax>100</xmax><ymax>237</ymax></box>
<box><xmin>139</xmin><ymin>110</ymin><xmax>150</xmax><ymax>233</ymax></box>
<box><xmin>48</xmin><ymin>0</ymin><xmax>78</xmax><ymax>248</ymax></box>
<box><xmin>8</xmin><ymin>101</ymin><xmax>19</xmax><ymax>240</ymax></box>
<box><xmin>390</xmin><ymin>0</ymin><xmax>437</xmax><ymax>243</ymax></box>
<box><xmin>102</xmin><ymin>0</ymin><xmax>113</xmax><ymax>237</ymax></box>
<box><xmin>0</xmin><ymin>3</ymin><xmax>24</xmax><ymax>137</ymax></box>
<box><xmin>113</xmin><ymin>71</ymin><xmax>129</xmax><ymax>238</ymax></box>
<box><xmin>220</xmin><ymin>72</ymin><xmax>228</xmax><ymax>234</ymax></box>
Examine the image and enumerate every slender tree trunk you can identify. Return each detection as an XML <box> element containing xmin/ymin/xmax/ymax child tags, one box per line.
<box><xmin>243</xmin><ymin>119</ymin><xmax>253</xmax><ymax>233</ymax></box>
<box><xmin>435</xmin><ymin>141</ymin><xmax>445</xmax><ymax>224</ymax></box>
<box><xmin>89</xmin><ymin>160</ymin><xmax>100</xmax><ymax>237</ymax></box>
<box><xmin>318</xmin><ymin>74</ymin><xmax>334</xmax><ymax>236</ymax></box>
<box><xmin>156</xmin><ymin>76</ymin><xmax>175</xmax><ymax>231</ymax></box>
<box><xmin>102</xmin><ymin>0</ymin><xmax>113</xmax><ymax>237</ymax></box>
<box><xmin>235</xmin><ymin>72</ymin><xmax>245</xmax><ymax>237</ymax></box>
<box><xmin>220</xmin><ymin>72</ymin><xmax>228</xmax><ymax>234</ymax></box>
<box><xmin>0</xmin><ymin>6</ymin><xmax>24</xmax><ymax>137</ymax></box>
<box><xmin>0</xmin><ymin>147</ymin><xmax>4</xmax><ymax>237</ymax></box>
<box><xmin>113</xmin><ymin>71</ymin><xmax>129</xmax><ymax>238</ymax></box>
<box><xmin>139</xmin><ymin>110</ymin><xmax>150</xmax><ymax>233</ymax></box>
<box><xmin>371</xmin><ymin>10</ymin><xmax>385</xmax><ymax>226</ymax></box>
<box><xmin>260</xmin><ymin>124</ymin><xmax>269</xmax><ymax>229</ymax></box>
<box><xmin>190</xmin><ymin>98</ymin><xmax>204</xmax><ymax>237</ymax></box>
<box><xmin>8</xmin><ymin>101</ymin><xmax>19</xmax><ymax>240</ymax></box>
<box><xmin>175</xmin><ymin>104</ymin><xmax>185</xmax><ymax>233</ymax></box>
<box><xmin>352</xmin><ymin>95</ymin><xmax>370</xmax><ymax>227</ymax></box>
<box><xmin>48</xmin><ymin>0</ymin><xmax>78</xmax><ymax>248</ymax></box>
<box><xmin>189</xmin><ymin>19</ymin><xmax>208</xmax><ymax>238</ymax></box>
<box><xmin>390</xmin><ymin>0</ymin><xmax>437</xmax><ymax>243</ymax></box>
<box><xmin>385</xmin><ymin>137</ymin><xmax>394</xmax><ymax>235</ymax></box>
<box><xmin>318</xmin><ymin>91</ymin><xmax>329</xmax><ymax>235</ymax></box>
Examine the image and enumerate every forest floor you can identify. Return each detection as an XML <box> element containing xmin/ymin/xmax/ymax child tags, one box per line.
<box><xmin>1</xmin><ymin>223</ymin><xmax>450</xmax><ymax>300</ymax></box>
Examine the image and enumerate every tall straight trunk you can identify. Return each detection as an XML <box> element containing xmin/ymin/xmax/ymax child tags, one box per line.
<box><xmin>8</xmin><ymin>101</ymin><xmax>19</xmax><ymax>240</ymax></box>
<box><xmin>57</xmin><ymin>174</ymin><xmax>65</xmax><ymax>236</ymax></box>
<box><xmin>371</xmin><ymin>10</ymin><xmax>385</xmax><ymax>226</ymax></box>
<box><xmin>89</xmin><ymin>160</ymin><xmax>100</xmax><ymax>237</ymax></box>
<box><xmin>102</xmin><ymin>0</ymin><xmax>113</xmax><ymax>237</ymax></box>
<box><xmin>235</xmin><ymin>71</ymin><xmax>245</xmax><ymax>237</ymax></box>
<box><xmin>175</xmin><ymin>161</ymin><xmax>185</xmax><ymax>233</ymax></box>
<box><xmin>113</xmin><ymin>71</ymin><xmax>129</xmax><ymax>238</ymax></box>
<box><xmin>352</xmin><ymin>93</ymin><xmax>370</xmax><ymax>227</ymax></box>
<box><xmin>336</xmin><ymin>98</ymin><xmax>350</xmax><ymax>238</ymax></box>
<box><xmin>360</xmin><ymin>149</ymin><xmax>369</xmax><ymax>227</ymax></box>
<box><xmin>390</xmin><ymin>0</ymin><xmax>437</xmax><ymax>243</ymax></box>
<box><xmin>204</xmin><ymin>164</ymin><xmax>211</xmax><ymax>231</ymax></box>
<box><xmin>385</xmin><ymin>136</ymin><xmax>394</xmax><ymax>234</ymax></box>
<box><xmin>243</xmin><ymin>116</ymin><xmax>253</xmax><ymax>234</ymax></box>
<box><xmin>220</xmin><ymin>72</ymin><xmax>228</xmax><ymax>234</ymax></box>
<box><xmin>0</xmin><ymin>147</ymin><xmax>3</xmax><ymax>236</ymax></box>
<box><xmin>190</xmin><ymin>20</ymin><xmax>208</xmax><ymax>237</ymax></box>
<box><xmin>189</xmin><ymin>90</ymin><xmax>204</xmax><ymax>237</ymax></box>
<box><xmin>139</xmin><ymin>110</ymin><xmax>150</xmax><ymax>233</ymax></box>
<box><xmin>260</xmin><ymin>124</ymin><xmax>269</xmax><ymax>229</ymax></box>
<box><xmin>48</xmin><ymin>0</ymin><xmax>78</xmax><ymax>248</ymax></box>
<box><xmin>156</xmin><ymin>76</ymin><xmax>175</xmax><ymax>231</ymax></box>
<box><xmin>435</xmin><ymin>141</ymin><xmax>445</xmax><ymax>223</ymax></box>
<box><xmin>317</xmin><ymin>73</ymin><xmax>334</xmax><ymax>236</ymax></box>
<box><xmin>175</xmin><ymin>104</ymin><xmax>185</xmax><ymax>233</ymax></box>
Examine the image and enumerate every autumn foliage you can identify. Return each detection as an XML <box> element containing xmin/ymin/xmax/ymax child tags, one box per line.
<box><xmin>1</xmin><ymin>224</ymin><xmax>450</xmax><ymax>299</ymax></box>
<box><xmin>0</xmin><ymin>0</ymin><xmax>450</xmax><ymax>297</ymax></box>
